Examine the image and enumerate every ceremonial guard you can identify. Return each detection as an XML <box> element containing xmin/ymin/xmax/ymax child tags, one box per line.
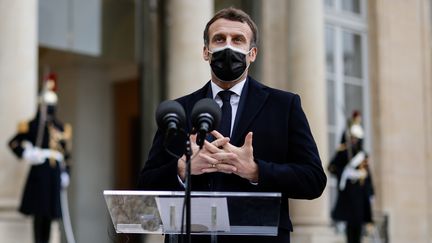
<box><xmin>328</xmin><ymin>111</ymin><xmax>375</xmax><ymax>243</ymax></box>
<box><xmin>8</xmin><ymin>73</ymin><xmax>74</xmax><ymax>243</ymax></box>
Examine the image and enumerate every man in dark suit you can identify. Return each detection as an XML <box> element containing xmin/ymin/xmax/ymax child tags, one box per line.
<box><xmin>138</xmin><ymin>7</ymin><xmax>326</xmax><ymax>243</ymax></box>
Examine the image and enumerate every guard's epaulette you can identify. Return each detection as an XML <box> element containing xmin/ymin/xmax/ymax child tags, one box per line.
<box><xmin>337</xmin><ymin>143</ymin><xmax>347</xmax><ymax>151</ymax></box>
<box><xmin>17</xmin><ymin>121</ymin><xmax>29</xmax><ymax>133</ymax></box>
<box><xmin>64</xmin><ymin>123</ymin><xmax>72</xmax><ymax>140</ymax></box>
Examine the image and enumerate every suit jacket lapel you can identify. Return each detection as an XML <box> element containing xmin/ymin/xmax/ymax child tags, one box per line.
<box><xmin>183</xmin><ymin>79</ymin><xmax>269</xmax><ymax>146</ymax></box>
<box><xmin>231</xmin><ymin>78</ymin><xmax>269</xmax><ymax>145</ymax></box>
<box><xmin>183</xmin><ymin>81</ymin><xmax>212</xmax><ymax>131</ymax></box>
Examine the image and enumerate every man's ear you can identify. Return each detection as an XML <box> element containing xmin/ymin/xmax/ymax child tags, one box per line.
<box><xmin>203</xmin><ymin>46</ymin><xmax>210</xmax><ymax>61</ymax></box>
<box><xmin>248</xmin><ymin>47</ymin><xmax>258</xmax><ymax>63</ymax></box>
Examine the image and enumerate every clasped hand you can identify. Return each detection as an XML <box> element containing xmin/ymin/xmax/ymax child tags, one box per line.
<box><xmin>178</xmin><ymin>130</ymin><xmax>258</xmax><ymax>183</ymax></box>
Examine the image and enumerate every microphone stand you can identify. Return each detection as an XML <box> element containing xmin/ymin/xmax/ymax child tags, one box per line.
<box><xmin>183</xmin><ymin>131</ymin><xmax>205</xmax><ymax>243</ymax></box>
<box><xmin>184</xmin><ymin>137</ymin><xmax>192</xmax><ymax>243</ymax></box>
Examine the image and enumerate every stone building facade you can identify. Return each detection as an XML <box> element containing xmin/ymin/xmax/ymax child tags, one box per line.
<box><xmin>0</xmin><ymin>0</ymin><xmax>431</xmax><ymax>242</ymax></box>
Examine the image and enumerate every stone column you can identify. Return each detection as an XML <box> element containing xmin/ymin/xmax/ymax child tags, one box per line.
<box><xmin>261</xmin><ymin>0</ymin><xmax>289</xmax><ymax>88</ymax></box>
<box><xmin>0</xmin><ymin>0</ymin><xmax>38</xmax><ymax>242</ymax></box>
<box><xmin>0</xmin><ymin>0</ymin><xmax>38</xmax><ymax>206</ymax></box>
<box><xmin>262</xmin><ymin>1</ymin><xmax>331</xmax><ymax>242</ymax></box>
<box><xmin>285</xmin><ymin>0</ymin><xmax>329</xmax><ymax>228</ymax></box>
<box><xmin>369</xmin><ymin>1</ymin><xmax>431</xmax><ymax>242</ymax></box>
<box><xmin>165</xmin><ymin>0</ymin><xmax>213</xmax><ymax>99</ymax></box>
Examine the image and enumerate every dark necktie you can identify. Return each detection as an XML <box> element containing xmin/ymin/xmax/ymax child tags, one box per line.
<box><xmin>217</xmin><ymin>90</ymin><xmax>233</xmax><ymax>137</ymax></box>
<box><xmin>211</xmin><ymin>90</ymin><xmax>233</xmax><ymax>191</ymax></box>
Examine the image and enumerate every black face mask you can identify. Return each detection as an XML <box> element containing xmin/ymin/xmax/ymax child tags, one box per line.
<box><xmin>210</xmin><ymin>46</ymin><xmax>250</xmax><ymax>82</ymax></box>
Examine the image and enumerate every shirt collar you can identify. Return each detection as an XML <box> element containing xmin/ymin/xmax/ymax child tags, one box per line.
<box><xmin>210</xmin><ymin>78</ymin><xmax>247</xmax><ymax>99</ymax></box>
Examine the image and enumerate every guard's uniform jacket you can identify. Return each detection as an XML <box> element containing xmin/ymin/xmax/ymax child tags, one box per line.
<box><xmin>8</xmin><ymin>113</ymin><xmax>72</xmax><ymax>219</ymax></box>
<box><xmin>328</xmin><ymin>145</ymin><xmax>374</xmax><ymax>225</ymax></box>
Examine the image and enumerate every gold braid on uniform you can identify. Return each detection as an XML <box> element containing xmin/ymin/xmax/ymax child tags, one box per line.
<box><xmin>64</xmin><ymin>123</ymin><xmax>72</xmax><ymax>166</ymax></box>
<box><xmin>18</xmin><ymin>121</ymin><xmax>29</xmax><ymax>133</ymax></box>
<box><xmin>11</xmin><ymin>121</ymin><xmax>29</xmax><ymax>149</ymax></box>
<box><xmin>48</xmin><ymin>123</ymin><xmax>66</xmax><ymax>167</ymax></box>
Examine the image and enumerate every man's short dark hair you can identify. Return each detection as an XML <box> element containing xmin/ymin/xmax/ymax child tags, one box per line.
<box><xmin>203</xmin><ymin>7</ymin><xmax>259</xmax><ymax>48</ymax></box>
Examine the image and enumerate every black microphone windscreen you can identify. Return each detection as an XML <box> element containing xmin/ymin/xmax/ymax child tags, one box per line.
<box><xmin>191</xmin><ymin>98</ymin><xmax>221</xmax><ymax>130</ymax></box>
<box><xmin>155</xmin><ymin>100</ymin><xmax>186</xmax><ymax>129</ymax></box>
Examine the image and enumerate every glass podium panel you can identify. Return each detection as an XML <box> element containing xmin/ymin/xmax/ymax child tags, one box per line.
<box><xmin>104</xmin><ymin>190</ymin><xmax>281</xmax><ymax>236</ymax></box>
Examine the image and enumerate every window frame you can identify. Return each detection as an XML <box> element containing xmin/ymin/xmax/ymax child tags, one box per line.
<box><xmin>324</xmin><ymin>0</ymin><xmax>370</xmax><ymax>155</ymax></box>
<box><xmin>324</xmin><ymin>0</ymin><xmax>371</xmax><ymax>211</ymax></box>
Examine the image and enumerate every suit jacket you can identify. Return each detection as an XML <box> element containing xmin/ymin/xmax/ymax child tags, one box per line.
<box><xmin>138</xmin><ymin>77</ymin><xmax>327</xmax><ymax>242</ymax></box>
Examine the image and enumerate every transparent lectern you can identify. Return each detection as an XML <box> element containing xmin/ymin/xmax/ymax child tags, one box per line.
<box><xmin>104</xmin><ymin>190</ymin><xmax>281</xmax><ymax>242</ymax></box>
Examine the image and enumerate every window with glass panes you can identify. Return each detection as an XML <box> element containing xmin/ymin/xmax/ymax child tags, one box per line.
<box><xmin>324</xmin><ymin>0</ymin><xmax>370</xmax><ymax>210</ymax></box>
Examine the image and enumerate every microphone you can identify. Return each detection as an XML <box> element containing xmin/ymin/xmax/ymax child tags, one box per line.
<box><xmin>191</xmin><ymin>98</ymin><xmax>221</xmax><ymax>148</ymax></box>
<box><xmin>155</xmin><ymin>100</ymin><xmax>186</xmax><ymax>136</ymax></box>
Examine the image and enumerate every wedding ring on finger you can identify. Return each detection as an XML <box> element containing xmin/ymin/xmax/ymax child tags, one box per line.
<box><xmin>209</xmin><ymin>163</ymin><xmax>216</xmax><ymax>168</ymax></box>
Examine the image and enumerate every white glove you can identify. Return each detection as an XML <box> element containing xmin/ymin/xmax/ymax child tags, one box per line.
<box><xmin>22</xmin><ymin>145</ymin><xmax>45</xmax><ymax>165</ymax></box>
<box><xmin>346</xmin><ymin>167</ymin><xmax>367</xmax><ymax>180</ymax></box>
<box><xmin>61</xmin><ymin>172</ymin><xmax>70</xmax><ymax>188</ymax></box>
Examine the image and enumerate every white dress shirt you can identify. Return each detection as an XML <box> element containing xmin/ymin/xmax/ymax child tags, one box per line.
<box><xmin>210</xmin><ymin>78</ymin><xmax>247</xmax><ymax>137</ymax></box>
